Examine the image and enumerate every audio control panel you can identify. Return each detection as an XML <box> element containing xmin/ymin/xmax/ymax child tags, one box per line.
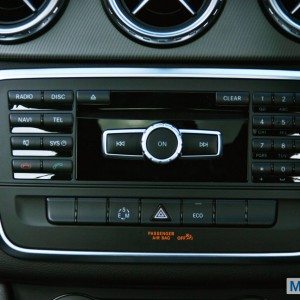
<box><xmin>0</xmin><ymin>69</ymin><xmax>299</xmax><ymax>263</ymax></box>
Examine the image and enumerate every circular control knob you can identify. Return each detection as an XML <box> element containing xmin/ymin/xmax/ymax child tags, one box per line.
<box><xmin>141</xmin><ymin>123</ymin><xmax>182</xmax><ymax>164</ymax></box>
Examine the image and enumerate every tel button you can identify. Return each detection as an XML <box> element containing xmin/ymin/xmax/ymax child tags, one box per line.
<box><xmin>43</xmin><ymin>114</ymin><xmax>73</xmax><ymax>130</ymax></box>
<box><xmin>182</xmin><ymin>200</ymin><xmax>213</xmax><ymax>225</ymax></box>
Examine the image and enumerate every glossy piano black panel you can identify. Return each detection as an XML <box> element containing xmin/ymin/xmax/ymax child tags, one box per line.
<box><xmin>77</xmin><ymin>110</ymin><xmax>248</xmax><ymax>182</ymax></box>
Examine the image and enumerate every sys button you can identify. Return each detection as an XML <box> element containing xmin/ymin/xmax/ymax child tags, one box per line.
<box><xmin>103</xmin><ymin>130</ymin><xmax>144</xmax><ymax>157</ymax></box>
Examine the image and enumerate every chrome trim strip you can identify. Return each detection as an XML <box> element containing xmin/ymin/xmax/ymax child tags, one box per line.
<box><xmin>0</xmin><ymin>68</ymin><xmax>299</xmax><ymax>81</ymax></box>
<box><xmin>13</xmin><ymin>150</ymin><xmax>57</xmax><ymax>157</ymax></box>
<box><xmin>1</xmin><ymin>219</ymin><xmax>300</xmax><ymax>261</ymax></box>
<box><xmin>102</xmin><ymin>129</ymin><xmax>145</xmax><ymax>158</ymax></box>
<box><xmin>13</xmin><ymin>173</ymin><xmax>54</xmax><ymax>180</ymax></box>
<box><xmin>180</xmin><ymin>130</ymin><xmax>222</xmax><ymax>158</ymax></box>
<box><xmin>1</xmin><ymin>67</ymin><xmax>300</xmax><ymax>262</ymax></box>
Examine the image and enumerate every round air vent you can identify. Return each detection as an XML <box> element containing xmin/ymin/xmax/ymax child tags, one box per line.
<box><xmin>102</xmin><ymin>0</ymin><xmax>225</xmax><ymax>46</ymax></box>
<box><xmin>261</xmin><ymin>0</ymin><xmax>300</xmax><ymax>40</ymax></box>
<box><xmin>0</xmin><ymin>0</ymin><xmax>68</xmax><ymax>42</ymax></box>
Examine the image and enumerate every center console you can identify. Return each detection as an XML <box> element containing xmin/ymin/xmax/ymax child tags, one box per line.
<box><xmin>0</xmin><ymin>68</ymin><xmax>299</xmax><ymax>263</ymax></box>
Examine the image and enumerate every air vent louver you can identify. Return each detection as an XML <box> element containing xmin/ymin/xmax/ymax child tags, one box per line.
<box><xmin>102</xmin><ymin>0</ymin><xmax>225</xmax><ymax>45</ymax></box>
<box><xmin>0</xmin><ymin>0</ymin><xmax>68</xmax><ymax>43</ymax></box>
<box><xmin>262</xmin><ymin>0</ymin><xmax>300</xmax><ymax>40</ymax></box>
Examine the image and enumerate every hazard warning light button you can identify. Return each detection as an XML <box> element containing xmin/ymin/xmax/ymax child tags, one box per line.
<box><xmin>141</xmin><ymin>199</ymin><xmax>181</xmax><ymax>225</ymax></box>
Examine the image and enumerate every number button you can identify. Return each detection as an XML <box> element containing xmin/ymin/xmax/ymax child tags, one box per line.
<box><xmin>253</xmin><ymin>116</ymin><xmax>272</xmax><ymax>129</ymax></box>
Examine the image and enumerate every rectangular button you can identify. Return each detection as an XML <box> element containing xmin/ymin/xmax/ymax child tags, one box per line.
<box><xmin>215</xmin><ymin>200</ymin><xmax>246</xmax><ymax>225</ymax></box>
<box><xmin>104</xmin><ymin>131</ymin><xmax>143</xmax><ymax>157</ymax></box>
<box><xmin>296</xmin><ymin>117</ymin><xmax>300</xmax><ymax>128</ymax></box>
<box><xmin>252</xmin><ymin>139</ymin><xmax>272</xmax><ymax>153</ymax></box>
<box><xmin>43</xmin><ymin>137</ymin><xmax>73</xmax><ymax>152</ymax></box>
<box><xmin>47</xmin><ymin>197</ymin><xmax>75</xmax><ymax>224</ymax></box>
<box><xmin>182</xmin><ymin>200</ymin><xmax>213</xmax><ymax>225</ymax></box>
<box><xmin>43</xmin><ymin>114</ymin><xmax>73</xmax><ymax>130</ymax></box>
<box><xmin>109</xmin><ymin>198</ymin><xmax>139</xmax><ymax>224</ymax></box>
<box><xmin>42</xmin><ymin>160</ymin><xmax>73</xmax><ymax>174</ymax></box>
<box><xmin>44</xmin><ymin>91</ymin><xmax>74</xmax><ymax>106</ymax></box>
<box><xmin>274</xmin><ymin>93</ymin><xmax>294</xmax><ymax>106</ymax></box>
<box><xmin>77</xmin><ymin>198</ymin><xmax>107</xmax><ymax>224</ymax></box>
<box><xmin>141</xmin><ymin>199</ymin><xmax>181</xmax><ymax>225</ymax></box>
<box><xmin>10</xmin><ymin>114</ymin><xmax>42</xmax><ymax>127</ymax></box>
<box><xmin>216</xmin><ymin>92</ymin><xmax>249</xmax><ymax>106</ymax></box>
<box><xmin>253</xmin><ymin>93</ymin><xmax>272</xmax><ymax>106</ymax></box>
<box><xmin>274</xmin><ymin>116</ymin><xmax>294</xmax><ymax>129</ymax></box>
<box><xmin>296</xmin><ymin>94</ymin><xmax>300</xmax><ymax>105</ymax></box>
<box><xmin>11</xmin><ymin>136</ymin><xmax>41</xmax><ymax>150</ymax></box>
<box><xmin>12</xmin><ymin>159</ymin><xmax>41</xmax><ymax>172</ymax></box>
<box><xmin>295</xmin><ymin>139</ymin><xmax>300</xmax><ymax>152</ymax></box>
<box><xmin>295</xmin><ymin>163</ymin><xmax>300</xmax><ymax>175</ymax></box>
<box><xmin>253</xmin><ymin>116</ymin><xmax>272</xmax><ymax>129</ymax></box>
<box><xmin>252</xmin><ymin>162</ymin><xmax>273</xmax><ymax>175</ymax></box>
<box><xmin>274</xmin><ymin>162</ymin><xmax>294</xmax><ymax>176</ymax></box>
<box><xmin>8</xmin><ymin>91</ymin><xmax>42</xmax><ymax>105</ymax></box>
<box><xmin>77</xmin><ymin>91</ymin><xmax>110</xmax><ymax>105</ymax></box>
<box><xmin>274</xmin><ymin>140</ymin><xmax>294</xmax><ymax>153</ymax></box>
<box><xmin>181</xmin><ymin>132</ymin><xmax>220</xmax><ymax>157</ymax></box>
<box><xmin>248</xmin><ymin>200</ymin><xmax>277</xmax><ymax>226</ymax></box>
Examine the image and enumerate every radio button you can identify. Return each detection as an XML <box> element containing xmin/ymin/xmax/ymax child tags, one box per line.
<box><xmin>104</xmin><ymin>131</ymin><xmax>143</xmax><ymax>157</ymax></box>
<box><xmin>181</xmin><ymin>131</ymin><xmax>220</xmax><ymax>157</ymax></box>
<box><xmin>12</xmin><ymin>159</ymin><xmax>41</xmax><ymax>172</ymax></box>
<box><xmin>273</xmin><ymin>163</ymin><xmax>293</xmax><ymax>175</ymax></box>
<box><xmin>8</xmin><ymin>91</ymin><xmax>42</xmax><ymax>105</ymax></box>
<box><xmin>44</xmin><ymin>91</ymin><xmax>73</xmax><ymax>106</ymax></box>
<box><xmin>42</xmin><ymin>160</ymin><xmax>73</xmax><ymax>174</ymax></box>
<box><xmin>248</xmin><ymin>200</ymin><xmax>277</xmax><ymax>226</ymax></box>
<box><xmin>274</xmin><ymin>93</ymin><xmax>294</xmax><ymax>106</ymax></box>
<box><xmin>11</xmin><ymin>136</ymin><xmax>41</xmax><ymax>150</ymax></box>
<box><xmin>182</xmin><ymin>200</ymin><xmax>213</xmax><ymax>225</ymax></box>
<box><xmin>252</xmin><ymin>162</ymin><xmax>273</xmax><ymax>175</ymax></box>
<box><xmin>273</xmin><ymin>116</ymin><xmax>294</xmax><ymax>129</ymax></box>
<box><xmin>109</xmin><ymin>198</ymin><xmax>139</xmax><ymax>224</ymax></box>
<box><xmin>10</xmin><ymin>114</ymin><xmax>42</xmax><ymax>127</ymax></box>
<box><xmin>43</xmin><ymin>114</ymin><xmax>73</xmax><ymax>131</ymax></box>
<box><xmin>43</xmin><ymin>137</ymin><xmax>73</xmax><ymax>152</ymax></box>
<box><xmin>253</xmin><ymin>93</ymin><xmax>272</xmax><ymax>106</ymax></box>
<box><xmin>215</xmin><ymin>200</ymin><xmax>246</xmax><ymax>225</ymax></box>
<box><xmin>142</xmin><ymin>123</ymin><xmax>182</xmax><ymax>164</ymax></box>
<box><xmin>253</xmin><ymin>116</ymin><xmax>272</xmax><ymax>129</ymax></box>
<box><xmin>141</xmin><ymin>199</ymin><xmax>180</xmax><ymax>225</ymax></box>
<box><xmin>216</xmin><ymin>92</ymin><xmax>249</xmax><ymax>106</ymax></box>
